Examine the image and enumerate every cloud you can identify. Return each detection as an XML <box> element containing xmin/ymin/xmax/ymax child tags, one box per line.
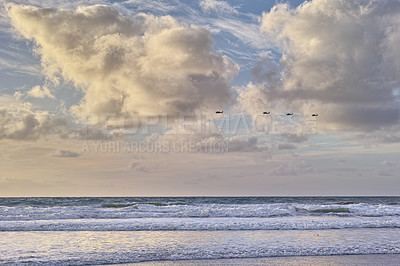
<box><xmin>7</xmin><ymin>4</ymin><xmax>238</xmax><ymax>122</ymax></box>
<box><xmin>346</xmin><ymin>130</ymin><xmax>400</xmax><ymax>144</ymax></box>
<box><xmin>0</xmin><ymin>104</ymin><xmax>71</xmax><ymax>141</ymax></box>
<box><xmin>0</xmin><ymin>94</ymin><xmax>117</xmax><ymax>141</ymax></box>
<box><xmin>278</xmin><ymin>143</ymin><xmax>296</xmax><ymax>150</ymax></box>
<box><xmin>52</xmin><ymin>149</ymin><xmax>80</xmax><ymax>158</ymax></box>
<box><xmin>251</xmin><ymin>53</ymin><xmax>281</xmax><ymax>84</ymax></box>
<box><xmin>271</xmin><ymin>160</ymin><xmax>313</xmax><ymax>176</ymax></box>
<box><xmin>27</xmin><ymin>85</ymin><xmax>54</xmax><ymax>99</ymax></box>
<box><xmin>129</xmin><ymin>161</ymin><xmax>148</xmax><ymax>172</ymax></box>
<box><xmin>199</xmin><ymin>0</ymin><xmax>238</xmax><ymax>15</ymax></box>
<box><xmin>227</xmin><ymin>136</ymin><xmax>259</xmax><ymax>152</ymax></box>
<box><xmin>210</xmin><ymin>18</ymin><xmax>270</xmax><ymax>50</ymax></box>
<box><xmin>239</xmin><ymin>0</ymin><xmax>400</xmax><ymax>135</ymax></box>
<box><xmin>147</xmin><ymin>119</ymin><xmax>266</xmax><ymax>153</ymax></box>
<box><xmin>280</xmin><ymin>133</ymin><xmax>310</xmax><ymax>143</ymax></box>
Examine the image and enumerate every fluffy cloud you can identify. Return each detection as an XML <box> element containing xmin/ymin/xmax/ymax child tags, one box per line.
<box><xmin>239</xmin><ymin>0</ymin><xmax>400</xmax><ymax>134</ymax></box>
<box><xmin>0</xmin><ymin>94</ymin><xmax>117</xmax><ymax>141</ymax></box>
<box><xmin>0</xmin><ymin>103</ymin><xmax>71</xmax><ymax>141</ymax></box>
<box><xmin>7</xmin><ymin>4</ymin><xmax>238</xmax><ymax>121</ymax></box>
<box><xmin>27</xmin><ymin>85</ymin><xmax>55</xmax><ymax>99</ymax></box>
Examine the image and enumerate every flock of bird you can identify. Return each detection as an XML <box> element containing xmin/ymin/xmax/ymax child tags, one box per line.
<box><xmin>216</xmin><ymin>111</ymin><xmax>318</xmax><ymax>117</ymax></box>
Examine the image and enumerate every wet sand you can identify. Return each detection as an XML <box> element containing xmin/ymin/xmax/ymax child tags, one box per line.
<box><xmin>122</xmin><ymin>254</ymin><xmax>400</xmax><ymax>265</ymax></box>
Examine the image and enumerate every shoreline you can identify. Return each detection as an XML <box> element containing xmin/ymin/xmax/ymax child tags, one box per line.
<box><xmin>113</xmin><ymin>254</ymin><xmax>400</xmax><ymax>265</ymax></box>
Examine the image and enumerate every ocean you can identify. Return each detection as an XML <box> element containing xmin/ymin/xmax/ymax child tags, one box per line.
<box><xmin>1</xmin><ymin>197</ymin><xmax>400</xmax><ymax>265</ymax></box>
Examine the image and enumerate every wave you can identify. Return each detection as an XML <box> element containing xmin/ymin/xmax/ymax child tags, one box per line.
<box><xmin>1</xmin><ymin>197</ymin><xmax>399</xmax><ymax>208</ymax></box>
<box><xmin>310</xmin><ymin>208</ymin><xmax>351</xmax><ymax>214</ymax></box>
<box><xmin>1</xmin><ymin>202</ymin><xmax>400</xmax><ymax>221</ymax></box>
<box><xmin>100</xmin><ymin>203</ymin><xmax>138</xmax><ymax>208</ymax></box>
<box><xmin>1</xmin><ymin>216</ymin><xmax>400</xmax><ymax>231</ymax></box>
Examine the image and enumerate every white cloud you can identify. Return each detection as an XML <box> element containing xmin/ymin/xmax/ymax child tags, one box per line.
<box><xmin>238</xmin><ymin>0</ymin><xmax>400</xmax><ymax>136</ymax></box>
<box><xmin>27</xmin><ymin>85</ymin><xmax>54</xmax><ymax>99</ymax></box>
<box><xmin>199</xmin><ymin>0</ymin><xmax>238</xmax><ymax>15</ymax></box>
<box><xmin>211</xmin><ymin>18</ymin><xmax>270</xmax><ymax>49</ymax></box>
<box><xmin>7</xmin><ymin>4</ymin><xmax>238</xmax><ymax>123</ymax></box>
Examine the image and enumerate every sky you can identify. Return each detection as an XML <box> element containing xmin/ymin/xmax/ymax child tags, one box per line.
<box><xmin>0</xmin><ymin>0</ymin><xmax>400</xmax><ymax>196</ymax></box>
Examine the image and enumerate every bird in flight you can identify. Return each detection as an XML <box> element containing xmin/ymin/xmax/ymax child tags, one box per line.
<box><xmin>286</xmin><ymin>112</ymin><xmax>293</xmax><ymax>116</ymax></box>
<box><xmin>263</xmin><ymin>111</ymin><xmax>270</xmax><ymax>115</ymax></box>
<box><xmin>216</xmin><ymin>110</ymin><xmax>224</xmax><ymax>114</ymax></box>
<box><xmin>312</xmin><ymin>113</ymin><xmax>318</xmax><ymax>117</ymax></box>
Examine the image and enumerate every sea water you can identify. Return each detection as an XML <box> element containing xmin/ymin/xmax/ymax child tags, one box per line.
<box><xmin>0</xmin><ymin>197</ymin><xmax>400</xmax><ymax>264</ymax></box>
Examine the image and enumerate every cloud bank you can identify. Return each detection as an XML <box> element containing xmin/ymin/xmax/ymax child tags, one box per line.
<box><xmin>7</xmin><ymin>4</ymin><xmax>238</xmax><ymax>121</ymax></box>
<box><xmin>239</xmin><ymin>0</ymin><xmax>400</xmax><ymax>135</ymax></box>
<box><xmin>7</xmin><ymin>1</ymin><xmax>400</xmax><ymax>145</ymax></box>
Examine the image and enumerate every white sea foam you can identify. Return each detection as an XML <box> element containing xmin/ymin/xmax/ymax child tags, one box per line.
<box><xmin>1</xmin><ymin>216</ymin><xmax>400</xmax><ymax>231</ymax></box>
<box><xmin>1</xmin><ymin>202</ymin><xmax>400</xmax><ymax>221</ymax></box>
<box><xmin>1</xmin><ymin>197</ymin><xmax>400</xmax><ymax>264</ymax></box>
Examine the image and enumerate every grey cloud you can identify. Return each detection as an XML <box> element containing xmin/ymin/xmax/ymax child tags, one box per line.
<box><xmin>251</xmin><ymin>55</ymin><xmax>281</xmax><ymax>84</ymax></box>
<box><xmin>227</xmin><ymin>136</ymin><xmax>259</xmax><ymax>152</ymax></box>
<box><xmin>271</xmin><ymin>160</ymin><xmax>313</xmax><ymax>176</ymax></box>
<box><xmin>0</xmin><ymin>107</ymin><xmax>71</xmax><ymax>141</ymax></box>
<box><xmin>326</xmin><ymin>106</ymin><xmax>400</xmax><ymax>131</ymax></box>
<box><xmin>278</xmin><ymin>143</ymin><xmax>296</xmax><ymax>150</ymax></box>
<box><xmin>280</xmin><ymin>133</ymin><xmax>309</xmax><ymax>143</ymax></box>
<box><xmin>347</xmin><ymin>131</ymin><xmax>400</xmax><ymax>144</ymax></box>
<box><xmin>323</xmin><ymin>167</ymin><xmax>358</xmax><ymax>173</ymax></box>
<box><xmin>52</xmin><ymin>150</ymin><xmax>80</xmax><ymax>158</ymax></box>
<box><xmin>129</xmin><ymin>161</ymin><xmax>148</xmax><ymax>172</ymax></box>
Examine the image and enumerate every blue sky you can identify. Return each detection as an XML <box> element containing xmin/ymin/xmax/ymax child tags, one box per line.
<box><xmin>0</xmin><ymin>0</ymin><xmax>400</xmax><ymax>196</ymax></box>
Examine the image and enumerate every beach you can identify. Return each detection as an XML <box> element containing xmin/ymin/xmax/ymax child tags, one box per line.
<box><xmin>1</xmin><ymin>197</ymin><xmax>400</xmax><ymax>264</ymax></box>
<box><xmin>132</xmin><ymin>254</ymin><xmax>400</xmax><ymax>265</ymax></box>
